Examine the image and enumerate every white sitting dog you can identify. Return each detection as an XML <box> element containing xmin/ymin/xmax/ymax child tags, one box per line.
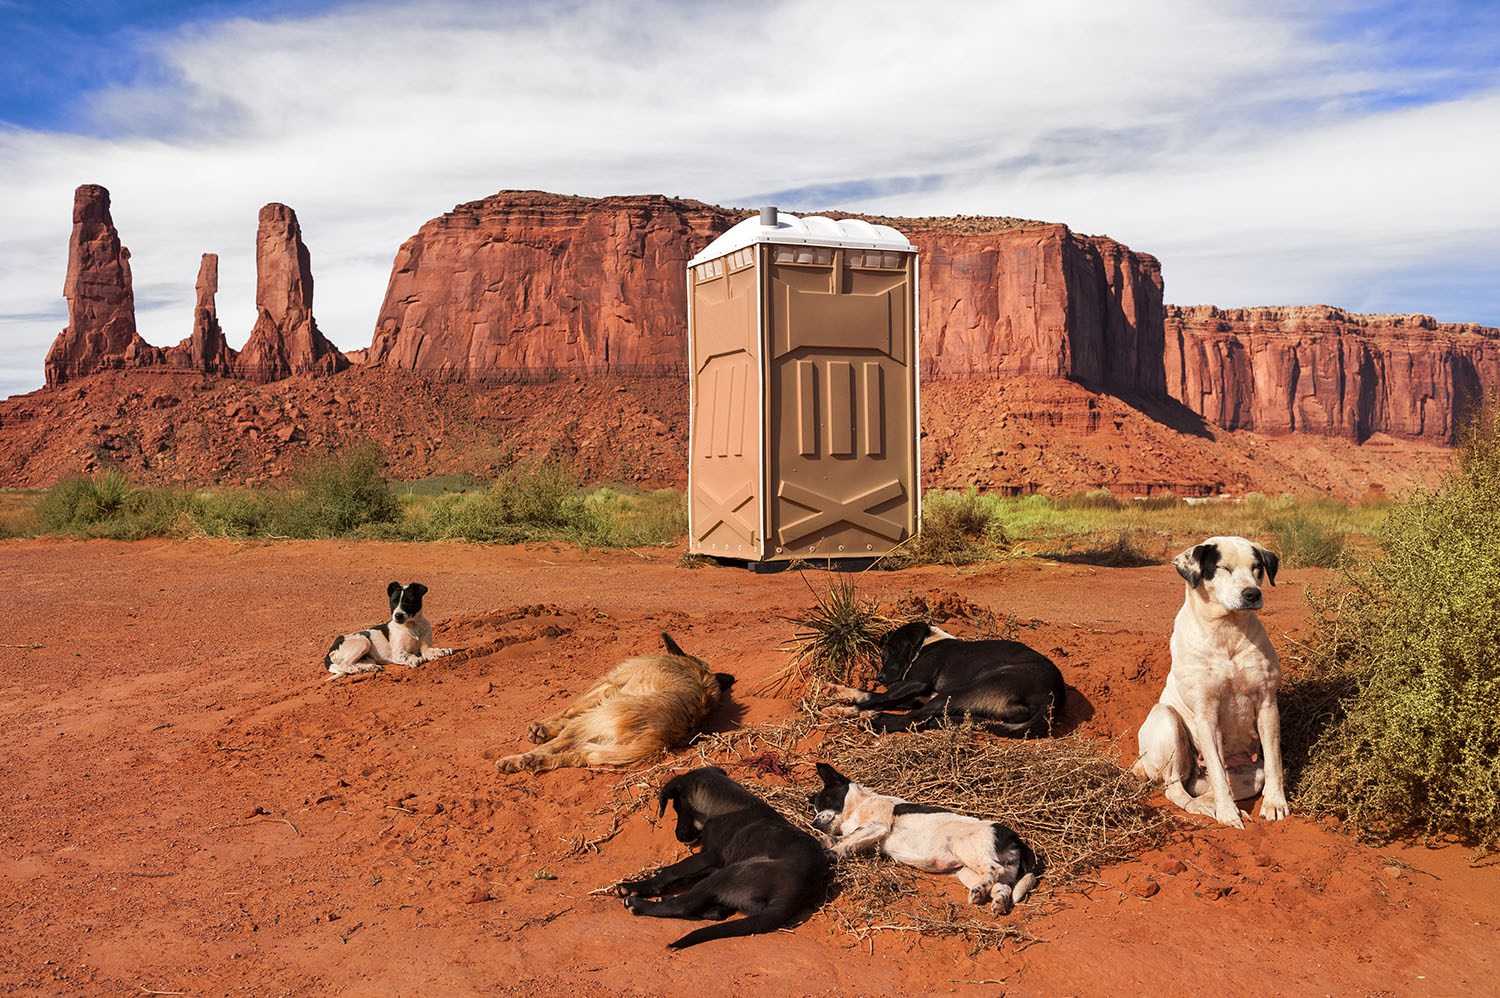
<box><xmin>1133</xmin><ymin>537</ymin><xmax>1287</xmax><ymax>828</ymax></box>
<box><xmin>325</xmin><ymin>581</ymin><xmax>454</xmax><ymax>677</ymax></box>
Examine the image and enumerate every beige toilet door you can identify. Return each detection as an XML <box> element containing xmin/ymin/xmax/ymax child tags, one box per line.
<box><xmin>766</xmin><ymin>252</ymin><xmax>914</xmax><ymax>557</ymax></box>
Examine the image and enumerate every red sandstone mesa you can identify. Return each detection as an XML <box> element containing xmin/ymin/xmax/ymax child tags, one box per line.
<box><xmin>235</xmin><ymin>203</ymin><xmax>349</xmax><ymax>381</ymax></box>
<box><xmin>1165</xmin><ymin>304</ymin><xmax>1500</xmax><ymax>442</ymax></box>
<box><xmin>365</xmin><ymin>191</ymin><xmax>1165</xmax><ymax>397</ymax></box>
<box><xmin>366</xmin><ymin>191</ymin><xmax>742</xmax><ymax>376</ymax></box>
<box><xmin>44</xmin><ymin>184</ymin><xmax>163</xmax><ymax>385</ymax></box>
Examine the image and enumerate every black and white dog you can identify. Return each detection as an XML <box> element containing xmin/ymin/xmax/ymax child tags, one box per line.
<box><xmin>823</xmin><ymin>621</ymin><xmax>1066</xmax><ymax>735</ymax></box>
<box><xmin>810</xmin><ymin>763</ymin><xmax>1038</xmax><ymax>914</ymax></box>
<box><xmin>324</xmin><ymin>581</ymin><xmax>454</xmax><ymax>677</ymax></box>
<box><xmin>614</xmin><ymin>766</ymin><xmax>828</xmax><ymax>949</ymax></box>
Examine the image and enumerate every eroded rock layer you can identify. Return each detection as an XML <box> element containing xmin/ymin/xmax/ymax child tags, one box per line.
<box><xmin>1165</xmin><ymin>305</ymin><xmax>1500</xmax><ymax>442</ymax></box>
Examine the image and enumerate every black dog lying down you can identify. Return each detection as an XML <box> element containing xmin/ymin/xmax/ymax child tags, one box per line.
<box><xmin>825</xmin><ymin>621</ymin><xmax>1067</xmax><ymax>735</ymax></box>
<box><xmin>615</xmin><ymin>766</ymin><xmax>828</xmax><ymax>949</ymax></box>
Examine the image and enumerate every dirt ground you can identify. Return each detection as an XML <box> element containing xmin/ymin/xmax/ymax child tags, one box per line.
<box><xmin>2</xmin><ymin>538</ymin><xmax>1496</xmax><ymax>996</ymax></box>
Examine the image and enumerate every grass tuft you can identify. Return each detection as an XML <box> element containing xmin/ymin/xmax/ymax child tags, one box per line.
<box><xmin>757</xmin><ymin>575</ymin><xmax>892</xmax><ymax>697</ymax></box>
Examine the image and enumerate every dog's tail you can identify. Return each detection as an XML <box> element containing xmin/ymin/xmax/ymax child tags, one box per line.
<box><xmin>667</xmin><ymin>903</ymin><xmax>798</xmax><ymax>949</ymax></box>
<box><xmin>661</xmin><ymin>632</ymin><xmax>688</xmax><ymax>657</ymax></box>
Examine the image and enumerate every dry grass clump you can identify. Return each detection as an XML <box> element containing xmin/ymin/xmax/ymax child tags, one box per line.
<box><xmin>816</xmin><ymin>723</ymin><xmax>1170</xmax><ymax>887</ymax></box>
<box><xmin>582</xmin><ymin>711</ymin><xmax>1170</xmax><ymax>950</ymax></box>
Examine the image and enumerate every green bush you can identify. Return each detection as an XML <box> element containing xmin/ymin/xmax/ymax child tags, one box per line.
<box><xmin>898</xmin><ymin>487</ymin><xmax>1008</xmax><ymax>566</ymax></box>
<box><xmin>1290</xmin><ymin>405</ymin><xmax>1500</xmax><ymax>849</ymax></box>
<box><xmin>274</xmin><ymin>444</ymin><xmax>401</xmax><ymax>538</ymax></box>
<box><xmin>585</xmin><ymin>487</ymin><xmax>687</xmax><ymax>547</ymax></box>
<box><xmin>404</xmin><ymin>462</ymin><xmax>604</xmax><ymax>544</ymax></box>
<box><xmin>1266</xmin><ymin>503</ymin><xmax>1349</xmax><ymax>569</ymax></box>
<box><xmin>36</xmin><ymin>470</ymin><xmax>137</xmax><ymax>531</ymax></box>
<box><xmin>33</xmin><ymin>471</ymin><xmax>194</xmax><ymax>539</ymax></box>
<box><xmin>760</xmin><ymin>575</ymin><xmax>891</xmax><ymax>696</ymax></box>
<box><xmin>192</xmin><ymin>489</ymin><xmax>280</xmax><ymax>538</ymax></box>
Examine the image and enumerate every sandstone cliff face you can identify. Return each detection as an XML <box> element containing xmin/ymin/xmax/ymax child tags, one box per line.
<box><xmin>368</xmin><ymin>193</ymin><xmax>1166</xmax><ymax>398</ymax></box>
<box><xmin>236</xmin><ymin>203</ymin><xmax>348</xmax><ymax>382</ymax></box>
<box><xmin>367</xmin><ymin>192</ymin><xmax>743</xmax><ymax>375</ymax></box>
<box><xmin>908</xmin><ymin>224</ymin><xmax>1163</xmax><ymax>396</ymax></box>
<box><xmin>44</xmin><ymin>184</ymin><xmax>163</xmax><ymax>385</ymax></box>
<box><xmin>1165</xmin><ymin>305</ymin><xmax>1500</xmax><ymax>443</ymax></box>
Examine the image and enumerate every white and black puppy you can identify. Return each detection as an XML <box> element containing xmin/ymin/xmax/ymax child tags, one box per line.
<box><xmin>614</xmin><ymin>766</ymin><xmax>828</xmax><ymax>949</ymax></box>
<box><xmin>810</xmin><ymin>763</ymin><xmax>1038</xmax><ymax>914</ymax></box>
<box><xmin>823</xmin><ymin>622</ymin><xmax>1066</xmax><ymax>736</ymax></box>
<box><xmin>1133</xmin><ymin>536</ymin><xmax>1286</xmax><ymax>828</ymax></box>
<box><xmin>324</xmin><ymin>581</ymin><xmax>454</xmax><ymax>678</ymax></box>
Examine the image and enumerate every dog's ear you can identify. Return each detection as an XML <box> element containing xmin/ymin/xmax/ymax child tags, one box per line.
<box><xmin>656</xmin><ymin>782</ymin><xmax>676</xmax><ymax>819</ymax></box>
<box><xmin>1173</xmin><ymin>543</ymin><xmax>1218</xmax><ymax>588</ymax></box>
<box><xmin>878</xmin><ymin>622</ymin><xmax>926</xmax><ymax>675</ymax></box>
<box><xmin>1254</xmin><ymin>545</ymin><xmax>1280</xmax><ymax>587</ymax></box>
<box><xmin>387</xmin><ymin>581</ymin><xmax>403</xmax><ymax>599</ymax></box>
<box><xmin>815</xmin><ymin>762</ymin><xmax>848</xmax><ymax>788</ymax></box>
<box><xmin>660</xmin><ymin>632</ymin><xmax>687</xmax><ymax>657</ymax></box>
<box><xmin>409</xmin><ymin>582</ymin><xmax>428</xmax><ymax>598</ymax></box>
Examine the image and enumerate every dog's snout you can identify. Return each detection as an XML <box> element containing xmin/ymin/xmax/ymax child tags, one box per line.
<box><xmin>393</xmin><ymin>611</ymin><xmax>408</xmax><ymax>623</ymax></box>
<box><xmin>1242</xmin><ymin>587</ymin><xmax>1261</xmax><ymax>605</ymax></box>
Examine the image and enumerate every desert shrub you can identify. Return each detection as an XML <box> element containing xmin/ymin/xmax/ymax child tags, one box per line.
<box><xmin>192</xmin><ymin>489</ymin><xmax>281</xmax><ymax>538</ymax></box>
<box><xmin>275</xmin><ymin>443</ymin><xmax>401</xmax><ymax>538</ymax></box>
<box><xmin>585</xmin><ymin>487</ymin><xmax>687</xmax><ymax>547</ymax></box>
<box><xmin>898</xmin><ymin>486</ymin><xmax>1008</xmax><ymax>566</ymax></box>
<box><xmin>405</xmin><ymin>462</ymin><xmax>604</xmax><ymax>544</ymax></box>
<box><xmin>1290</xmin><ymin>405</ymin><xmax>1500</xmax><ymax>849</ymax></box>
<box><xmin>1055</xmin><ymin>488</ymin><xmax>1123</xmax><ymax>511</ymax></box>
<box><xmin>758</xmin><ymin>575</ymin><xmax>892</xmax><ymax>697</ymax></box>
<box><xmin>36</xmin><ymin>470</ymin><xmax>137</xmax><ymax>531</ymax></box>
<box><xmin>1265</xmin><ymin>507</ymin><xmax>1349</xmax><ymax>568</ymax></box>
<box><xmin>1132</xmin><ymin>493</ymin><xmax>1179</xmax><ymax>512</ymax></box>
<box><xmin>33</xmin><ymin>471</ymin><xmax>195</xmax><ymax>539</ymax></box>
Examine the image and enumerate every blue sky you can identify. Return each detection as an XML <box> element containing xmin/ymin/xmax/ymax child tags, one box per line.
<box><xmin>2</xmin><ymin>0</ymin><xmax>1498</xmax><ymax>397</ymax></box>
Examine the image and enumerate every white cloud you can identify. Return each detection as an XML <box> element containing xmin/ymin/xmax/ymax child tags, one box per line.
<box><xmin>2</xmin><ymin>0</ymin><xmax>1496</xmax><ymax>397</ymax></box>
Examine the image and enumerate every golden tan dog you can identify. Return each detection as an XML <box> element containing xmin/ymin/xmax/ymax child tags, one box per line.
<box><xmin>496</xmin><ymin>634</ymin><xmax>733</xmax><ymax>774</ymax></box>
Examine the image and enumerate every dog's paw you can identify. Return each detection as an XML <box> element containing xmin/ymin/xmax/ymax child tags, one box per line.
<box><xmin>819</xmin><ymin>704</ymin><xmax>860</xmax><ymax>719</ymax></box>
<box><xmin>1215</xmin><ymin>805</ymin><xmax>1247</xmax><ymax>830</ymax></box>
<box><xmin>327</xmin><ymin>660</ymin><xmax>382</xmax><ymax>677</ymax></box>
<box><xmin>495</xmin><ymin>755</ymin><xmax>530</xmax><ymax>774</ymax></box>
<box><xmin>526</xmin><ymin>721</ymin><xmax>554</xmax><ymax>744</ymax></box>
<box><xmin>1259</xmin><ymin>796</ymin><xmax>1290</xmax><ymax>822</ymax></box>
<box><xmin>622</xmin><ymin>895</ymin><xmax>649</xmax><ymax>915</ymax></box>
<box><xmin>816</xmin><ymin>680</ymin><xmax>868</xmax><ymax>705</ymax></box>
<box><xmin>987</xmin><ymin>886</ymin><xmax>1016</xmax><ymax>915</ymax></box>
<box><xmin>428</xmin><ymin>648</ymin><xmax>456</xmax><ymax>660</ymax></box>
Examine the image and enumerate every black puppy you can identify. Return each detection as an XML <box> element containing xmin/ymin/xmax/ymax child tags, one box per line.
<box><xmin>615</xmin><ymin>766</ymin><xmax>828</xmax><ymax>949</ymax></box>
<box><xmin>824</xmin><ymin>621</ymin><xmax>1066</xmax><ymax>735</ymax></box>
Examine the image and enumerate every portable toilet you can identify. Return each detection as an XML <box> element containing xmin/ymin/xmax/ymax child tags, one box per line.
<box><xmin>686</xmin><ymin>207</ymin><xmax>920</xmax><ymax>564</ymax></box>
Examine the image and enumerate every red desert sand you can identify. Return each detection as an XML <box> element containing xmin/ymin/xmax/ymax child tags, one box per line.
<box><xmin>2</xmin><ymin>538</ymin><xmax>1497</xmax><ymax>995</ymax></box>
